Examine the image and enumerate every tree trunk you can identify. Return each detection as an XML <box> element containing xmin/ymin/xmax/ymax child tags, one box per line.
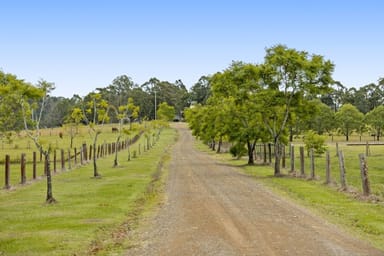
<box><xmin>93</xmin><ymin>134</ymin><xmax>100</xmax><ymax>177</ymax></box>
<box><xmin>346</xmin><ymin>128</ymin><xmax>349</xmax><ymax>141</ymax></box>
<box><xmin>247</xmin><ymin>140</ymin><xmax>255</xmax><ymax>165</ymax></box>
<box><xmin>45</xmin><ymin>153</ymin><xmax>56</xmax><ymax>203</ymax></box>
<box><xmin>289</xmin><ymin>126</ymin><xmax>293</xmax><ymax>142</ymax></box>
<box><xmin>274</xmin><ymin>138</ymin><xmax>282</xmax><ymax>176</ymax></box>
<box><xmin>216</xmin><ymin>136</ymin><xmax>222</xmax><ymax>153</ymax></box>
<box><xmin>113</xmin><ymin>135</ymin><xmax>121</xmax><ymax>167</ymax></box>
<box><xmin>377</xmin><ymin>128</ymin><xmax>381</xmax><ymax>141</ymax></box>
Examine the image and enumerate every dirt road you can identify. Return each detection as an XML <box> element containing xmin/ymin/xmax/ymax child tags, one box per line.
<box><xmin>127</xmin><ymin>123</ymin><xmax>383</xmax><ymax>255</ymax></box>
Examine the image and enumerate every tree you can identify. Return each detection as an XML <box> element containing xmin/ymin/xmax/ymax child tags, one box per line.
<box><xmin>190</xmin><ymin>76</ymin><xmax>211</xmax><ymax>105</ymax></box>
<box><xmin>0</xmin><ymin>71</ymin><xmax>27</xmax><ymax>136</ymax></box>
<box><xmin>210</xmin><ymin>61</ymin><xmax>269</xmax><ymax>164</ymax></box>
<box><xmin>157</xmin><ymin>102</ymin><xmax>175</xmax><ymax>121</ymax></box>
<box><xmin>81</xmin><ymin>92</ymin><xmax>110</xmax><ymax>177</ymax></box>
<box><xmin>20</xmin><ymin>79</ymin><xmax>57</xmax><ymax>203</ymax></box>
<box><xmin>335</xmin><ymin>104</ymin><xmax>364</xmax><ymax>141</ymax></box>
<box><xmin>303</xmin><ymin>100</ymin><xmax>335</xmax><ymax>135</ymax></box>
<box><xmin>365</xmin><ymin>105</ymin><xmax>384</xmax><ymax>141</ymax></box>
<box><xmin>260</xmin><ymin>44</ymin><xmax>334</xmax><ymax>176</ymax></box>
<box><xmin>111</xmin><ymin>98</ymin><xmax>139</xmax><ymax>167</ymax></box>
<box><xmin>65</xmin><ymin>107</ymin><xmax>84</xmax><ymax>148</ymax></box>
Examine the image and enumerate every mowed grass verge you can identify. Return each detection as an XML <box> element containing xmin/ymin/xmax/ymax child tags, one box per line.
<box><xmin>196</xmin><ymin>141</ymin><xmax>384</xmax><ymax>252</ymax></box>
<box><xmin>0</xmin><ymin>127</ymin><xmax>177</xmax><ymax>256</ymax></box>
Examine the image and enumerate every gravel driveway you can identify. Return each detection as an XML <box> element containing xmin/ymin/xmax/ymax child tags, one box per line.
<box><xmin>126</xmin><ymin>123</ymin><xmax>383</xmax><ymax>256</ymax></box>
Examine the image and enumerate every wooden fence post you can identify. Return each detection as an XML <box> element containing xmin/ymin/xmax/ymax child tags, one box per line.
<box><xmin>68</xmin><ymin>149</ymin><xmax>71</xmax><ymax>170</ymax></box>
<box><xmin>365</xmin><ymin>142</ymin><xmax>370</xmax><ymax>157</ymax></box>
<box><xmin>53</xmin><ymin>150</ymin><xmax>57</xmax><ymax>173</ymax></box>
<box><xmin>20</xmin><ymin>153</ymin><xmax>26</xmax><ymax>184</ymax></box>
<box><xmin>80</xmin><ymin>146</ymin><xmax>84</xmax><ymax>165</ymax></box>
<box><xmin>89</xmin><ymin>145</ymin><xmax>93</xmax><ymax>161</ymax></box>
<box><xmin>300</xmin><ymin>146</ymin><xmax>305</xmax><ymax>177</ymax></box>
<box><xmin>268</xmin><ymin>143</ymin><xmax>272</xmax><ymax>164</ymax></box>
<box><xmin>61</xmin><ymin>149</ymin><xmax>65</xmax><ymax>171</ymax></box>
<box><xmin>338</xmin><ymin>150</ymin><xmax>347</xmax><ymax>191</ymax></box>
<box><xmin>325</xmin><ymin>151</ymin><xmax>331</xmax><ymax>184</ymax></box>
<box><xmin>83</xmin><ymin>143</ymin><xmax>87</xmax><ymax>162</ymax></box>
<box><xmin>33</xmin><ymin>152</ymin><xmax>37</xmax><ymax>180</ymax></box>
<box><xmin>310</xmin><ymin>148</ymin><xmax>315</xmax><ymax>179</ymax></box>
<box><xmin>89</xmin><ymin>145</ymin><xmax>92</xmax><ymax>160</ymax></box>
<box><xmin>44</xmin><ymin>154</ymin><xmax>48</xmax><ymax>176</ymax></box>
<box><xmin>4</xmin><ymin>155</ymin><xmax>10</xmax><ymax>189</ymax></box>
<box><xmin>263</xmin><ymin>143</ymin><xmax>267</xmax><ymax>164</ymax></box>
<box><xmin>359</xmin><ymin>153</ymin><xmax>371</xmax><ymax>196</ymax></box>
<box><xmin>290</xmin><ymin>145</ymin><xmax>295</xmax><ymax>173</ymax></box>
<box><xmin>336</xmin><ymin>142</ymin><xmax>339</xmax><ymax>157</ymax></box>
<box><xmin>74</xmin><ymin>148</ymin><xmax>77</xmax><ymax>166</ymax></box>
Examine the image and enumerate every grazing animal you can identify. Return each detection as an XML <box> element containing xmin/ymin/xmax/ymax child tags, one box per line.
<box><xmin>112</xmin><ymin>127</ymin><xmax>119</xmax><ymax>133</ymax></box>
<box><xmin>59</xmin><ymin>132</ymin><xmax>63</xmax><ymax>139</ymax></box>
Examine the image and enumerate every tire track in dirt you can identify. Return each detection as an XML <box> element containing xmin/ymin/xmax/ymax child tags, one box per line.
<box><xmin>126</xmin><ymin>123</ymin><xmax>383</xmax><ymax>256</ymax></box>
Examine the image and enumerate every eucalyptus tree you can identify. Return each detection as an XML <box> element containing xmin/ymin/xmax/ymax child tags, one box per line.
<box><xmin>142</xmin><ymin>78</ymin><xmax>189</xmax><ymax>120</ymax></box>
<box><xmin>335</xmin><ymin>103</ymin><xmax>364</xmax><ymax>141</ymax></box>
<box><xmin>65</xmin><ymin>107</ymin><xmax>84</xmax><ymax>148</ymax></box>
<box><xmin>259</xmin><ymin>44</ymin><xmax>334</xmax><ymax>176</ymax></box>
<box><xmin>80</xmin><ymin>92</ymin><xmax>110</xmax><ymax>177</ymax></box>
<box><xmin>310</xmin><ymin>100</ymin><xmax>336</xmax><ymax>135</ymax></box>
<box><xmin>190</xmin><ymin>76</ymin><xmax>211</xmax><ymax>105</ymax></box>
<box><xmin>20</xmin><ymin>79</ymin><xmax>57</xmax><ymax>203</ymax></box>
<box><xmin>111</xmin><ymin>97</ymin><xmax>139</xmax><ymax>167</ymax></box>
<box><xmin>365</xmin><ymin>105</ymin><xmax>384</xmax><ymax>141</ymax></box>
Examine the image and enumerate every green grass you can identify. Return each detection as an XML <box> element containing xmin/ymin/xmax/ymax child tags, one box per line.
<box><xmin>286</xmin><ymin>142</ymin><xmax>384</xmax><ymax>197</ymax></box>
<box><xmin>196</xmin><ymin>141</ymin><xmax>384</xmax><ymax>251</ymax></box>
<box><xmin>0</xmin><ymin>123</ymin><xmax>145</xmax><ymax>189</ymax></box>
<box><xmin>0</xmin><ymin>126</ymin><xmax>177</xmax><ymax>256</ymax></box>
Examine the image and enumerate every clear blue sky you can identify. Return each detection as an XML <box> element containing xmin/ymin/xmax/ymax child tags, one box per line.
<box><xmin>1</xmin><ymin>0</ymin><xmax>383</xmax><ymax>97</ymax></box>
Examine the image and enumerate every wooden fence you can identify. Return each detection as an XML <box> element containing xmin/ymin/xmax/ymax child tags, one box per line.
<box><xmin>2</xmin><ymin>132</ymin><xmax>156</xmax><ymax>189</ymax></box>
<box><xmin>253</xmin><ymin>143</ymin><xmax>378</xmax><ymax>198</ymax></box>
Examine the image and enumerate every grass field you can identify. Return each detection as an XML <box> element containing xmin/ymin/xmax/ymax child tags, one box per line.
<box><xmin>0</xmin><ymin>123</ymin><xmax>144</xmax><ymax>188</ymax></box>
<box><xmin>196</xmin><ymin>139</ymin><xmax>384</xmax><ymax>251</ymax></box>
<box><xmin>287</xmin><ymin>141</ymin><xmax>384</xmax><ymax>197</ymax></box>
<box><xmin>0</xmin><ymin>126</ymin><xmax>177</xmax><ymax>255</ymax></box>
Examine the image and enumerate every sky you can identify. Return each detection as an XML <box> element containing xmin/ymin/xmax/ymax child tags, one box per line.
<box><xmin>0</xmin><ymin>0</ymin><xmax>383</xmax><ymax>98</ymax></box>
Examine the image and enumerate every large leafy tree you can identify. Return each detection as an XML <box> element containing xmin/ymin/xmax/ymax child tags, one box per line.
<box><xmin>210</xmin><ymin>61</ymin><xmax>269</xmax><ymax>164</ymax></box>
<box><xmin>335</xmin><ymin>104</ymin><xmax>364</xmax><ymax>141</ymax></box>
<box><xmin>364</xmin><ymin>105</ymin><xmax>384</xmax><ymax>141</ymax></box>
<box><xmin>310</xmin><ymin>100</ymin><xmax>336</xmax><ymax>135</ymax></box>
<box><xmin>259</xmin><ymin>44</ymin><xmax>334</xmax><ymax>176</ymax></box>
<box><xmin>0</xmin><ymin>71</ymin><xmax>27</xmax><ymax>134</ymax></box>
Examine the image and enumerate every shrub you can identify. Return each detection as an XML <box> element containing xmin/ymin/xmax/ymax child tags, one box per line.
<box><xmin>303</xmin><ymin>130</ymin><xmax>327</xmax><ymax>156</ymax></box>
